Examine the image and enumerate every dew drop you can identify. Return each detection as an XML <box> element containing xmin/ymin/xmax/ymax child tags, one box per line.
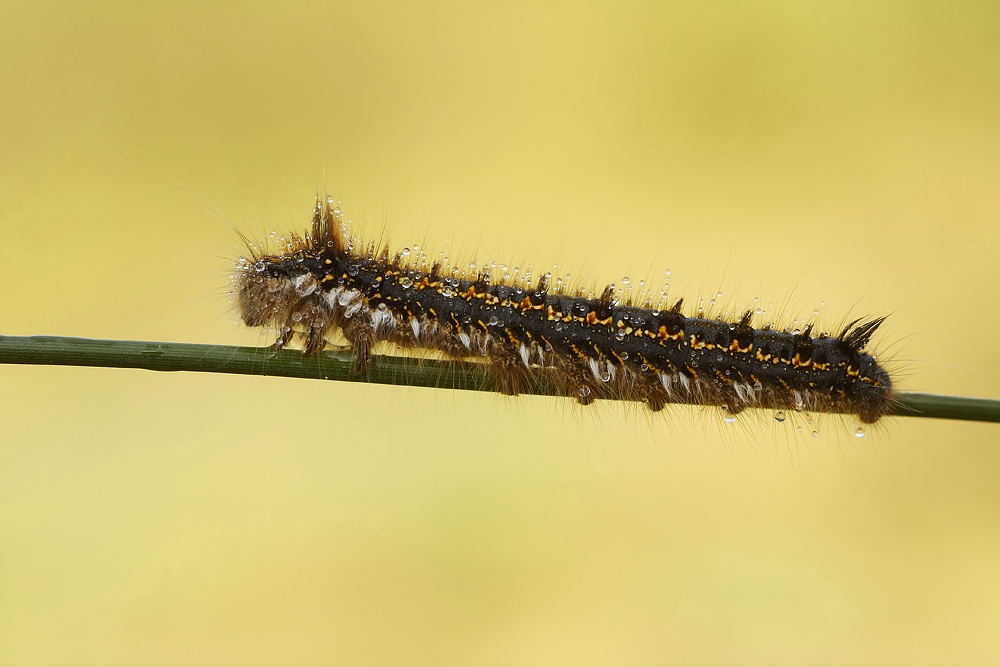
<box><xmin>377</xmin><ymin>302</ymin><xmax>387</xmax><ymax>311</ymax></box>
<box><xmin>578</xmin><ymin>386</ymin><xmax>592</xmax><ymax>398</ymax></box>
<box><xmin>620</xmin><ymin>351</ymin><xmax>629</xmax><ymax>360</ymax></box>
<box><xmin>400</xmin><ymin>277</ymin><xmax>413</xmax><ymax>288</ymax></box>
<box><xmin>774</xmin><ymin>410</ymin><xmax>786</xmax><ymax>423</ymax></box>
<box><xmin>401</xmin><ymin>247</ymin><xmax>411</xmax><ymax>256</ymax></box>
<box><xmin>601</xmin><ymin>371</ymin><xmax>611</xmax><ymax>382</ymax></box>
<box><xmin>811</xmin><ymin>430</ymin><xmax>819</xmax><ymax>438</ymax></box>
<box><xmin>854</xmin><ymin>427</ymin><xmax>866</xmax><ymax>439</ymax></box>
<box><xmin>622</xmin><ymin>276</ymin><xmax>630</xmax><ymax>284</ymax></box>
<box><xmin>724</xmin><ymin>415</ymin><xmax>737</xmax><ymax>424</ymax></box>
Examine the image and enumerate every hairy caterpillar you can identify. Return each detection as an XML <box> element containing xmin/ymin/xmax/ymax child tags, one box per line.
<box><xmin>233</xmin><ymin>197</ymin><xmax>894</xmax><ymax>424</ymax></box>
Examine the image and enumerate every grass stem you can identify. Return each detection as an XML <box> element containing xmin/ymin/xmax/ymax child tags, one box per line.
<box><xmin>1</xmin><ymin>335</ymin><xmax>997</xmax><ymax>423</ymax></box>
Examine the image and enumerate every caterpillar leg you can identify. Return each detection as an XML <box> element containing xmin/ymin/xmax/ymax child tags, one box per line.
<box><xmin>303</xmin><ymin>325</ymin><xmax>329</xmax><ymax>356</ymax></box>
<box><xmin>490</xmin><ymin>351</ymin><xmax>530</xmax><ymax>396</ymax></box>
<box><xmin>341</xmin><ymin>320</ymin><xmax>374</xmax><ymax>373</ymax></box>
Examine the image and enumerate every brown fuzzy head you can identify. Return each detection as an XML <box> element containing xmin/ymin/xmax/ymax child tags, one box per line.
<box><xmin>234</xmin><ymin>253</ymin><xmax>326</xmax><ymax>329</ymax></box>
<box><xmin>233</xmin><ymin>197</ymin><xmax>346</xmax><ymax>330</ymax></box>
<box><xmin>235</xmin><ymin>257</ymin><xmax>297</xmax><ymax>327</ymax></box>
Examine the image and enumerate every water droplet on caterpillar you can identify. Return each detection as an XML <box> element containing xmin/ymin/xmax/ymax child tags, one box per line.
<box><xmin>578</xmin><ymin>386</ymin><xmax>592</xmax><ymax>398</ymax></box>
<box><xmin>401</xmin><ymin>247</ymin><xmax>411</xmax><ymax>256</ymax></box>
<box><xmin>854</xmin><ymin>427</ymin><xmax>866</xmax><ymax>438</ymax></box>
<box><xmin>774</xmin><ymin>410</ymin><xmax>786</xmax><ymax>422</ymax></box>
<box><xmin>400</xmin><ymin>277</ymin><xmax>413</xmax><ymax>288</ymax></box>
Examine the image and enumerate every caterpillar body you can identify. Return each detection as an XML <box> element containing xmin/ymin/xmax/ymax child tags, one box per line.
<box><xmin>234</xmin><ymin>197</ymin><xmax>894</xmax><ymax>424</ymax></box>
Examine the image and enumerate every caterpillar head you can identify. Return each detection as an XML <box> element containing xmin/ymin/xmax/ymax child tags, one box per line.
<box><xmin>234</xmin><ymin>253</ymin><xmax>322</xmax><ymax>328</ymax></box>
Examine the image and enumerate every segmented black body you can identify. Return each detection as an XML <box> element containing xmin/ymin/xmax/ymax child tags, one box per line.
<box><xmin>235</xmin><ymin>199</ymin><xmax>893</xmax><ymax>423</ymax></box>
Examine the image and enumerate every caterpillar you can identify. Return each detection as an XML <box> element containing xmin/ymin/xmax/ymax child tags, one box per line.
<box><xmin>233</xmin><ymin>197</ymin><xmax>894</xmax><ymax>424</ymax></box>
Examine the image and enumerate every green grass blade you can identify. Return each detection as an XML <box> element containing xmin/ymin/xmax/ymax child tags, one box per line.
<box><xmin>1</xmin><ymin>335</ymin><xmax>997</xmax><ymax>423</ymax></box>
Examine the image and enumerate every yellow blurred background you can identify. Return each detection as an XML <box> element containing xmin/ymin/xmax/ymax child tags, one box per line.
<box><xmin>1</xmin><ymin>1</ymin><xmax>999</xmax><ymax>664</ymax></box>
